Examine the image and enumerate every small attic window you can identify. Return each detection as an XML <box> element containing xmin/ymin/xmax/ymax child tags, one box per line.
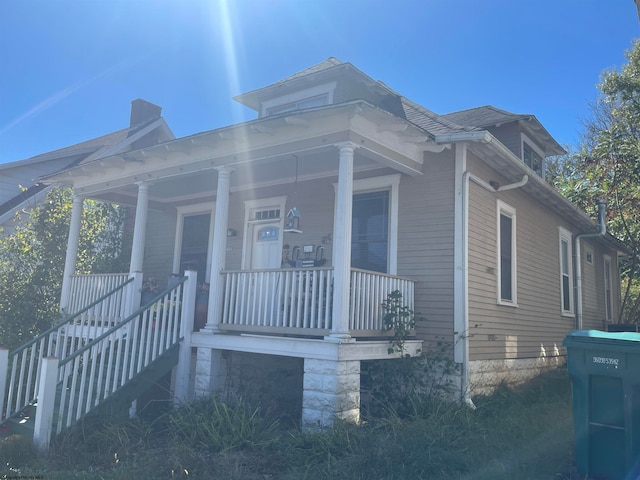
<box><xmin>521</xmin><ymin>134</ymin><xmax>545</xmax><ymax>179</ymax></box>
<box><xmin>261</xmin><ymin>82</ymin><xmax>336</xmax><ymax>118</ymax></box>
<box><xmin>268</xmin><ymin>94</ymin><xmax>328</xmax><ymax>116</ymax></box>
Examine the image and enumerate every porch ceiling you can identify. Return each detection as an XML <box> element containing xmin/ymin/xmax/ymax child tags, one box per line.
<box><xmin>45</xmin><ymin>102</ymin><xmax>430</xmax><ymax>204</ymax></box>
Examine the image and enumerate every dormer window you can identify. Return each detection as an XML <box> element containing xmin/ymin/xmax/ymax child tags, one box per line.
<box><xmin>267</xmin><ymin>94</ymin><xmax>328</xmax><ymax>116</ymax></box>
<box><xmin>521</xmin><ymin>134</ymin><xmax>545</xmax><ymax>178</ymax></box>
<box><xmin>260</xmin><ymin>82</ymin><xmax>336</xmax><ymax>118</ymax></box>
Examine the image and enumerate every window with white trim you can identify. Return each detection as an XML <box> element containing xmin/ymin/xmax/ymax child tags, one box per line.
<box><xmin>267</xmin><ymin>95</ymin><xmax>328</xmax><ymax>116</ymax></box>
<box><xmin>604</xmin><ymin>255</ymin><xmax>613</xmax><ymax>322</ymax></box>
<box><xmin>497</xmin><ymin>200</ymin><xmax>517</xmax><ymax>305</ymax></box>
<box><xmin>521</xmin><ymin>134</ymin><xmax>545</xmax><ymax>178</ymax></box>
<box><xmin>261</xmin><ymin>82</ymin><xmax>336</xmax><ymax>118</ymax></box>
<box><xmin>333</xmin><ymin>174</ymin><xmax>400</xmax><ymax>275</ymax></box>
<box><xmin>173</xmin><ymin>202</ymin><xmax>215</xmax><ymax>282</ymax></box>
<box><xmin>559</xmin><ymin>227</ymin><xmax>574</xmax><ymax>315</ymax></box>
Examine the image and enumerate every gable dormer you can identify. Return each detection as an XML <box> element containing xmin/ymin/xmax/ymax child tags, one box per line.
<box><xmin>234</xmin><ymin>57</ymin><xmax>406</xmax><ymax>120</ymax></box>
<box><xmin>441</xmin><ymin>106</ymin><xmax>565</xmax><ymax>179</ymax></box>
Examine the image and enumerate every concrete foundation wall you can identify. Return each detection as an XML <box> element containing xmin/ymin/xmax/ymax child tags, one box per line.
<box><xmin>468</xmin><ymin>356</ymin><xmax>566</xmax><ymax>396</ymax></box>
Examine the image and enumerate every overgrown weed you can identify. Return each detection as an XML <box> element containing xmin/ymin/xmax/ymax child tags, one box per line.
<box><xmin>2</xmin><ymin>368</ymin><xmax>573</xmax><ymax>479</ymax></box>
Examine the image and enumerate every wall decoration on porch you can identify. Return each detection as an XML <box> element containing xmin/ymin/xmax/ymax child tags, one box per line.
<box><xmin>284</xmin><ymin>207</ymin><xmax>302</xmax><ymax>233</ymax></box>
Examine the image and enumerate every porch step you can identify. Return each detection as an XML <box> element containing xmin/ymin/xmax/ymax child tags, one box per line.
<box><xmin>0</xmin><ymin>344</ymin><xmax>180</xmax><ymax>443</ymax></box>
<box><xmin>0</xmin><ymin>406</ymin><xmax>36</xmax><ymax>440</ymax></box>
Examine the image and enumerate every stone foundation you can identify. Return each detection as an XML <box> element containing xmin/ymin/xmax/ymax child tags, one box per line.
<box><xmin>468</xmin><ymin>355</ymin><xmax>565</xmax><ymax>396</ymax></box>
<box><xmin>302</xmin><ymin>359</ymin><xmax>361</xmax><ymax>429</ymax></box>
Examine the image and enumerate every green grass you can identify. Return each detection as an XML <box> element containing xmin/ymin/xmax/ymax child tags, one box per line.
<box><xmin>0</xmin><ymin>368</ymin><xmax>577</xmax><ymax>480</ymax></box>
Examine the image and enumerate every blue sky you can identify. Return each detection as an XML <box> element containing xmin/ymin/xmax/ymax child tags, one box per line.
<box><xmin>0</xmin><ymin>0</ymin><xmax>638</xmax><ymax>164</ymax></box>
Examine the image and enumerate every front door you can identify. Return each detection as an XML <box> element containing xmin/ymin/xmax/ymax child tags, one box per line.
<box><xmin>249</xmin><ymin>222</ymin><xmax>282</xmax><ymax>270</ymax></box>
<box><xmin>243</xmin><ymin>196</ymin><xmax>287</xmax><ymax>271</ymax></box>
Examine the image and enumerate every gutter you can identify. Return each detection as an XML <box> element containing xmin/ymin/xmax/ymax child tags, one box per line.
<box><xmin>574</xmin><ymin>199</ymin><xmax>608</xmax><ymax>329</ymax></box>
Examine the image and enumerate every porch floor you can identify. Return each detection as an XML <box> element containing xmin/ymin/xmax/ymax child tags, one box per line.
<box><xmin>190</xmin><ymin>331</ymin><xmax>422</xmax><ymax>361</ymax></box>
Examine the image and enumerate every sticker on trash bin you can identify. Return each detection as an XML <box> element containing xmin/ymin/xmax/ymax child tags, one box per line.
<box><xmin>592</xmin><ymin>356</ymin><xmax>620</xmax><ymax>368</ymax></box>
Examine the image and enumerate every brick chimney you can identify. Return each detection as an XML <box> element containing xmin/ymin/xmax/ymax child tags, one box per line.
<box><xmin>129</xmin><ymin>99</ymin><xmax>162</xmax><ymax>133</ymax></box>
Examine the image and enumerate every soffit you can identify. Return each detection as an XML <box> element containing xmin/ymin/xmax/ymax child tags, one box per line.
<box><xmin>45</xmin><ymin>102</ymin><xmax>431</xmax><ymax>199</ymax></box>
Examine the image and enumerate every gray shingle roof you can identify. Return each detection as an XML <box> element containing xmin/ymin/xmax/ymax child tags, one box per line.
<box><xmin>270</xmin><ymin>57</ymin><xmax>344</xmax><ymax>86</ymax></box>
<box><xmin>441</xmin><ymin>105</ymin><xmax>530</xmax><ymax>129</ymax></box>
<box><xmin>401</xmin><ymin>98</ymin><xmax>475</xmax><ymax>136</ymax></box>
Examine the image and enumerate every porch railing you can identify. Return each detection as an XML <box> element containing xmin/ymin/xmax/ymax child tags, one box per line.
<box><xmin>349</xmin><ymin>268</ymin><xmax>414</xmax><ymax>334</ymax></box>
<box><xmin>221</xmin><ymin>267</ymin><xmax>333</xmax><ymax>333</ymax></box>
<box><xmin>220</xmin><ymin>267</ymin><xmax>415</xmax><ymax>336</ymax></box>
<box><xmin>66</xmin><ymin>273</ymin><xmax>130</xmax><ymax>314</ymax></box>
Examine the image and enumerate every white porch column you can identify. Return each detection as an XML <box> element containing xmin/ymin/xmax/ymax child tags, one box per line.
<box><xmin>59</xmin><ymin>194</ymin><xmax>84</xmax><ymax>313</ymax></box>
<box><xmin>129</xmin><ymin>182</ymin><xmax>150</xmax><ymax>274</ymax></box>
<box><xmin>328</xmin><ymin>143</ymin><xmax>357</xmax><ymax>341</ymax></box>
<box><xmin>204</xmin><ymin>166</ymin><xmax>233</xmax><ymax>332</ymax></box>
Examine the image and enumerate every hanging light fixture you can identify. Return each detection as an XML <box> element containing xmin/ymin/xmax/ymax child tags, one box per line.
<box><xmin>284</xmin><ymin>154</ymin><xmax>302</xmax><ymax>233</ymax></box>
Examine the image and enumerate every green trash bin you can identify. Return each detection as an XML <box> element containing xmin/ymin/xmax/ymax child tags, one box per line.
<box><xmin>564</xmin><ymin>330</ymin><xmax>640</xmax><ymax>480</ymax></box>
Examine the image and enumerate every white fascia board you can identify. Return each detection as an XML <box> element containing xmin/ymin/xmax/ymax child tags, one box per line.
<box><xmin>434</xmin><ymin>131</ymin><xmax>492</xmax><ymax>144</ymax></box>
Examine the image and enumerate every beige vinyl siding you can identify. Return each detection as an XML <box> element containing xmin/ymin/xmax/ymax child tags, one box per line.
<box><xmin>398</xmin><ymin>150</ymin><xmax>456</xmax><ymax>347</ymax></box>
<box><xmin>229</xmin><ymin>178</ymin><xmax>337</xmax><ymax>270</ymax></box>
<box><xmin>466</xmin><ymin>155</ymin><xmax>575</xmax><ymax>361</ymax></box>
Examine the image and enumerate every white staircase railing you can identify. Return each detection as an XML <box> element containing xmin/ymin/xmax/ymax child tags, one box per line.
<box><xmin>33</xmin><ymin>271</ymin><xmax>196</xmax><ymax>451</ymax></box>
<box><xmin>0</xmin><ymin>276</ymin><xmax>134</xmax><ymax>424</ymax></box>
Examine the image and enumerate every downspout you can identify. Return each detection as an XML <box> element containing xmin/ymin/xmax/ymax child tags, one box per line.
<box><xmin>460</xmin><ymin>171</ymin><xmax>528</xmax><ymax>406</ymax></box>
<box><xmin>574</xmin><ymin>199</ymin><xmax>607</xmax><ymax>329</ymax></box>
<box><xmin>448</xmin><ymin>131</ymin><xmax>529</xmax><ymax>407</ymax></box>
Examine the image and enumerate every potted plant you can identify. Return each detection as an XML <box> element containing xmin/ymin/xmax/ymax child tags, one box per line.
<box><xmin>140</xmin><ymin>277</ymin><xmax>160</xmax><ymax>306</ymax></box>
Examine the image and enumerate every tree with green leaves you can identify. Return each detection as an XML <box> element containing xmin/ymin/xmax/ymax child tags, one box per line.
<box><xmin>0</xmin><ymin>187</ymin><xmax>131</xmax><ymax>349</ymax></box>
<box><xmin>548</xmin><ymin>39</ymin><xmax>640</xmax><ymax>323</ymax></box>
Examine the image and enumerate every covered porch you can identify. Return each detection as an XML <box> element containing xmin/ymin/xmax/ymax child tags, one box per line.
<box><xmin>50</xmin><ymin>102</ymin><xmax>430</xmax><ymax>426</ymax></box>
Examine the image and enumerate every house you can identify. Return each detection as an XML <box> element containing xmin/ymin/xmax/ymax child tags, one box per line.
<box><xmin>0</xmin><ymin>99</ymin><xmax>174</xmax><ymax>235</ymax></box>
<box><xmin>1</xmin><ymin>58</ymin><xmax>626</xmax><ymax>443</ymax></box>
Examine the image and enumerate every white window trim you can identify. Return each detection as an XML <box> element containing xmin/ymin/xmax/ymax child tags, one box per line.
<box><xmin>241</xmin><ymin>196</ymin><xmax>287</xmax><ymax>269</ymax></box>
<box><xmin>496</xmin><ymin>200</ymin><xmax>518</xmax><ymax>306</ymax></box>
<box><xmin>521</xmin><ymin>133</ymin><xmax>546</xmax><ymax>179</ymax></box>
<box><xmin>172</xmin><ymin>202</ymin><xmax>215</xmax><ymax>280</ymax></box>
<box><xmin>604</xmin><ymin>254</ymin><xmax>613</xmax><ymax>322</ymax></box>
<box><xmin>332</xmin><ymin>174</ymin><xmax>400</xmax><ymax>275</ymax></box>
<box><xmin>261</xmin><ymin>82</ymin><xmax>336</xmax><ymax>118</ymax></box>
<box><xmin>559</xmin><ymin>226</ymin><xmax>574</xmax><ymax>316</ymax></box>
